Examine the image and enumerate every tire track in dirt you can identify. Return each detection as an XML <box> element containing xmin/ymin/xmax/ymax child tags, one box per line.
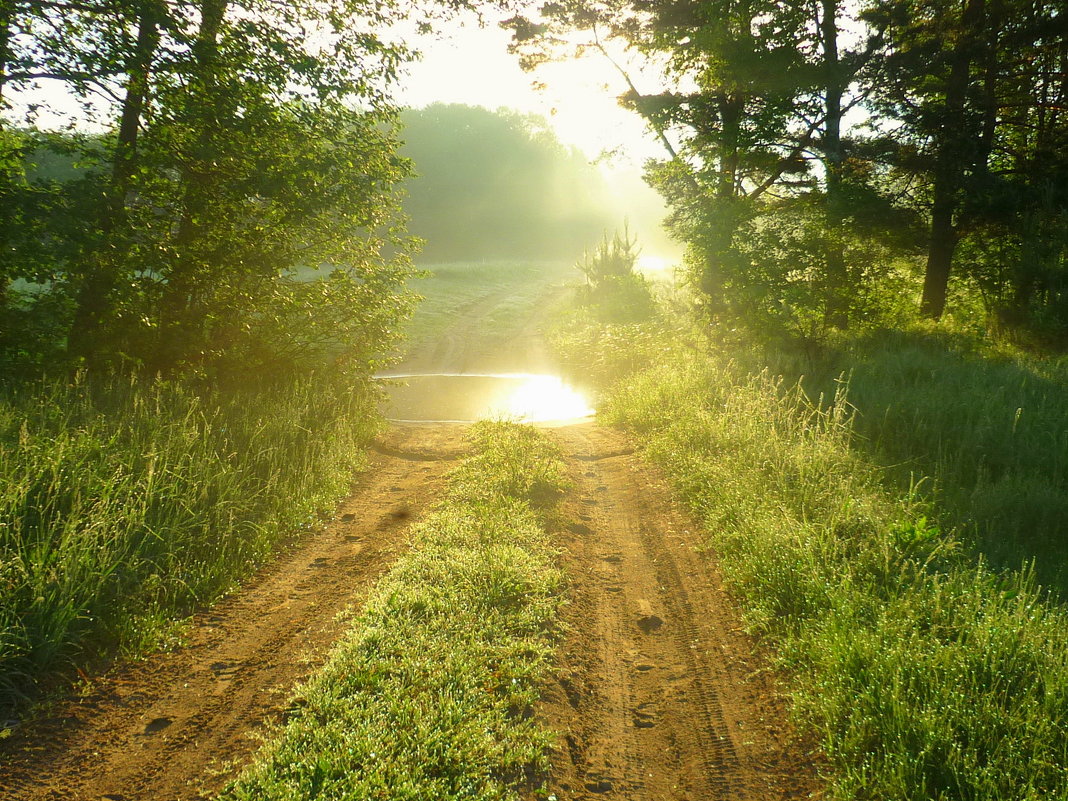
<box><xmin>0</xmin><ymin>425</ymin><xmax>465</xmax><ymax>801</ymax></box>
<box><xmin>545</xmin><ymin>423</ymin><xmax>821</xmax><ymax>801</ymax></box>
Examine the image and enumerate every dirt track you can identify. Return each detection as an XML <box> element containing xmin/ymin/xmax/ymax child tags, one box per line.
<box><xmin>545</xmin><ymin>425</ymin><xmax>820</xmax><ymax>800</ymax></box>
<box><xmin>0</xmin><ymin>427</ymin><xmax>465</xmax><ymax>800</ymax></box>
<box><xmin>0</xmin><ymin>273</ymin><xmax>820</xmax><ymax>800</ymax></box>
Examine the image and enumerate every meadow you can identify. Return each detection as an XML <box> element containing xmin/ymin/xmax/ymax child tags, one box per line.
<box><xmin>790</xmin><ymin>330</ymin><xmax>1068</xmax><ymax>594</ymax></box>
<box><xmin>0</xmin><ymin>259</ymin><xmax>570</xmax><ymax>715</ymax></box>
<box><xmin>399</xmin><ymin>260</ymin><xmax>578</xmax><ymax>360</ymax></box>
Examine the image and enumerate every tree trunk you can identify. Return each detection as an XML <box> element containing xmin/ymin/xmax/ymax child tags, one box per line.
<box><xmin>67</xmin><ymin>0</ymin><xmax>160</xmax><ymax>362</ymax></box>
<box><xmin>820</xmin><ymin>0</ymin><xmax>849</xmax><ymax>328</ymax></box>
<box><xmin>0</xmin><ymin>1</ymin><xmax>12</xmax><ymax>105</ymax></box>
<box><xmin>152</xmin><ymin>0</ymin><xmax>228</xmax><ymax>373</ymax></box>
<box><xmin>920</xmin><ymin>0</ymin><xmax>985</xmax><ymax>320</ymax></box>
<box><xmin>0</xmin><ymin>2</ymin><xmax>16</xmax><ymax>314</ymax></box>
<box><xmin>717</xmin><ymin>92</ymin><xmax>742</xmax><ymax>201</ymax></box>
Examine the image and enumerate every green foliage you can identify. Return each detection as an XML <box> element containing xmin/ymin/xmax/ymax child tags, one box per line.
<box><xmin>574</xmin><ymin>227</ymin><xmax>657</xmax><ymax>323</ymax></box>
<box><xmin>509</xmin><ymin>0</ymin><xmax>1068</xmax><ymax>342</ymax></box>
<box><xmin>220</xmin><ymin>422</ymin><xmax>568</xmax><ymax>801</ymax></box>
<box><xmin>400</xmin><ymin>103</ymin><xmax>617</xmax><ymax>262</ymax></box>
<box><xmin>586</xmin><ymin>332</ymin><xmax>1068</xmax><ymax>799</ymax></box>
<box><xmin>801</xmin><ymin>328</ymin><xmax>1068</xmax><ymax>594</ymax></box>
<box><xmin>713</xmin><ymin>199</ymin><xmax>918</xmax><ymax>346</ymax></box>
<box><xmin>0</xmin><ymin>372</ymin><xmax>379</xmax><ymax>710</ymax></box>
<box><xmin>1</xmin><ymin>0</ymin><xmax>423</xmax><ymax>378</ymax></box>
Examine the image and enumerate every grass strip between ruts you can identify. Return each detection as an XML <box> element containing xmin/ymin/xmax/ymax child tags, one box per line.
<box><xmin>219</xmin><ymin>421</ymin><xmax>569</xmax><ymax>801</ymax></box>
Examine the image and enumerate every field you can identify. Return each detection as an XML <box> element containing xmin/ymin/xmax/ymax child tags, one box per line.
<box><xmin>396</xmin><ymin>260</ymin><xmax>579</xmax><ymax>374</ymax></box>
<box><xmin>4</xmin><ymin>258</ymin><xmax>1068</xmax><ymax>801</ymax></box>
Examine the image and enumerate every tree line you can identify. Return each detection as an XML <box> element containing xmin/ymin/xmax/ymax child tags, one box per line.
<box><xmin>508</xmin><ymin>0</ymin><xmax>1068</xmax><ymax>344</ymax></box>
<box><xmin>401</xmin><ymin>103</ymin><xmax>621</xmax><ymax>262</ymax></box>
<box><xmin>0</xmin><ymin>0</ymin><xmax>462</xmax><ymax>379</ymax></box>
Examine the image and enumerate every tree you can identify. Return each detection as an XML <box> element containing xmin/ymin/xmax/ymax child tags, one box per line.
<box><xmin>506</xmin><ymin>0</ymin><xmax>893</xmax><ymax>339</ymax></box>
<box><xmin>1</xmin><ymin>0</ymin><xmax>442</xmax><ymax>377</ymax></box>
<box><xmin>867</xmin><ymin>0</ymin><xmax>1068</xmax><ymax>329</ymax></box>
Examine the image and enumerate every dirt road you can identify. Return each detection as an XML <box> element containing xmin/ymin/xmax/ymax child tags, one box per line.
<box><xmin>545</xmin><ymin>425</ymin><xmax>820</xmax><ymax>800</ymax></box>
<box><xmin>0</xmin><ymin>427</ymin><xmax>465</xmax><ymax>801</ymax></box>
<box><xmin>0</xmin><ymin>270</ymin><xmax>820</xmax><ymax>799</ymax></box>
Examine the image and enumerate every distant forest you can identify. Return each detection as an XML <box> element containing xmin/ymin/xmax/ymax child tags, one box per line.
<box><xmin>400</xmin><ymin>104</ymin><xmax>622</xmax><ymax>262</ymax></box>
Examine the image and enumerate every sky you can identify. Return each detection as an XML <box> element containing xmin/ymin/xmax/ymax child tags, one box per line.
<box><xmin>394</xmin><ymin>12</ymin><xmax>681</xmax><ymax>260</ymax></box>
<box><xmin>396</xmin><ymin>13</ymin><xmax>665</xmax><ymax>170</ymax></box>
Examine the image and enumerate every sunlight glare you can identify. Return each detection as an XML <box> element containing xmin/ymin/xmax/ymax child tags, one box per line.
<box><xmin>637</xmin><ymin>255</ymin><xmax>671</xmax><ymax>274</ymax></box>
<box><xmin>377</xmin><ymin>373</ymin><xmax>595</xmax><ymax>424</ymax></box>
<box><xmin>489</xmin><ymin>374</ymin><xmax>595</xmax><ymax>423</ymax></box>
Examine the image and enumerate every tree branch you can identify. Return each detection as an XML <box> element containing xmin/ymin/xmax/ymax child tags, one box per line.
<box><xmin>589</xmin><ymin>24</ymin><xmax>704</xmax><ymax>197</ymax></box>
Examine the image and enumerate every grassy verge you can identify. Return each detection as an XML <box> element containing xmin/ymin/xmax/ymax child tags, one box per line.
<box><xmin>555</xmin><ymin>316</ymin><xmax>1068</xmax><ymax>799</ymax></box>
<box><xmin>0</xmin><ymin>373</ymin><xmax>378</xmax><ymax>712</ymax></box>
<box><xmin>786</xmin><ymin>329</ymin><xmax>1068</xmax><ymax>594</ymax></box>
<box><xmin>219</xmin><ymin>421</ymin><xmax>568</xmax><ymax>801</ymax></box>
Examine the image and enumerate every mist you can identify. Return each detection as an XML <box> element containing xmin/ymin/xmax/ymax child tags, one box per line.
<box><xmin>399</xmin><ymin>103</ymin><xmax>680</xmax><ymax>264</ymax></box>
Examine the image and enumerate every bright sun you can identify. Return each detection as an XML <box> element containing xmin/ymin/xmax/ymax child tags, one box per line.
<box><xmin>396</xmin><ymin>12</ymin><xmax>662</xmax><ymax>167</ymax></box>
<box><xmin>636</xmin><ymin>255</ymin><xmax>671</xmax><ymax>274</ymax></box>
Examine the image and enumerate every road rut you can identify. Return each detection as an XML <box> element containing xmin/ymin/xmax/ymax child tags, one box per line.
<box><xmin>545</xmin><ymin>424</ymin><xmax>820</xmax><ymax>800</ymax></box>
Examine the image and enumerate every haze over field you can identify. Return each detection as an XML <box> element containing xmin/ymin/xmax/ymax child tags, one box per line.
<box><xmin>399</xmin><ymin>103</ymin><xmax>677</xmax><ymax>262</ymax></box>
<box><xmin>3</xmin><ymin>1</ymin><xmax>1068</xmax><ymax>800</ymax></box>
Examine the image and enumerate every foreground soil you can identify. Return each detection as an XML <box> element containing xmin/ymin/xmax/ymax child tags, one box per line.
<box><xmin>0</xmin><ymin>425</ymin><xmax>465</xmax><ymax>801</ymax></box>
<box><xmin>0</xmin><ymin>423</ymin><xmax>821</xmax><ymax>801</ymax></box>
<box><xmin>545</xmin><ymin>424</ymin><xmax>821</xmax><ymax>800</ymax></box>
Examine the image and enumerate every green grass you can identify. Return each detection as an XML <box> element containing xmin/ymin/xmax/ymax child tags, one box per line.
<box><xmin>553</xmin><ymin>314</ymin><xmax>1068</xmax><ymax>799</ymax></box>
<box><xmin>795</xmin><ymin>328</ymin><xmax>1068</xmax><ymax>593</ymax></box>
<box><xmin>401</xmin><ymin>261</ymin><xmax>578</xmax><ymax>359</ymax></box>
<box><xmin>0</xmin><ymin>373</ymin><xmax>379</xmax><ymax>713</ymax></box>
<box><xmin>219</xmin><ymin>421</ymin><xmax>569</xmax><ymax>801</ymax></box>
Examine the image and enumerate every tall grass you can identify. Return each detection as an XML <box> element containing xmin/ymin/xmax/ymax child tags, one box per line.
<box><xmin>807</xmin><ymin>329</ymin><xmax>1068</xmax><ymax>592</ymax></box>
<box><xmin>0</xmin><ymin>372</ymin><xmax>379</xmax><ymax>711</ymax></box>
<box><xmin>220</xmin><ymin>422</ymin><xmax>568</xmax><ymax>801</ymax></box>
<box><xmin>598</xmin><ymin>351</ymin><xmax>1068</xmax><ymax>799</ymax></box>
<box><xmin>568</xmin><ymin>314</ymin><xmax>1068</xmax><ymax>594</ymax></box>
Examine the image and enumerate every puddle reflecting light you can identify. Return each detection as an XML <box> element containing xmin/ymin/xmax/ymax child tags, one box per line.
<box><xmin>377</xmin><ymin>372</ymin><xmax>595</xmax><ymax>423</ymax></box>
<box><xmin>489</xmin><ymin>374</ymin><xmax>595</xmax><ymax>422</ymax></box>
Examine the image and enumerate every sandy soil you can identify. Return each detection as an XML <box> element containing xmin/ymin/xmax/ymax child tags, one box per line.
<box><xmin>0</xmin><ymin>272</ymin><xmax>821</xmax><ymax>799</ymax></box>
<box><xmin>544</xmin><ymin>425</ymin><xmax>821</xmax><ymax>800</ymax></box>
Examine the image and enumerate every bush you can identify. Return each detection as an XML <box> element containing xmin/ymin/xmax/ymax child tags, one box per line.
<box><xmin>575</xmin><ymin>226</ymin><xmax>657</xmax><ymax>323</ymax></box>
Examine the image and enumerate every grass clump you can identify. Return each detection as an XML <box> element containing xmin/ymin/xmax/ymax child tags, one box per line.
<box><xmin>0</xmin><ymin>373</ymin><xmax>378</xmax><ymax>712</ymax></box>
<box><xmin>220</xmin><ymin>421</ymin><xmax>569</xmax><ymax>801</ymax></box>
<box><xmin>585</xmin><ymin>339</ymin><xmax>1068</xmax><ymax>800</ymax></box>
